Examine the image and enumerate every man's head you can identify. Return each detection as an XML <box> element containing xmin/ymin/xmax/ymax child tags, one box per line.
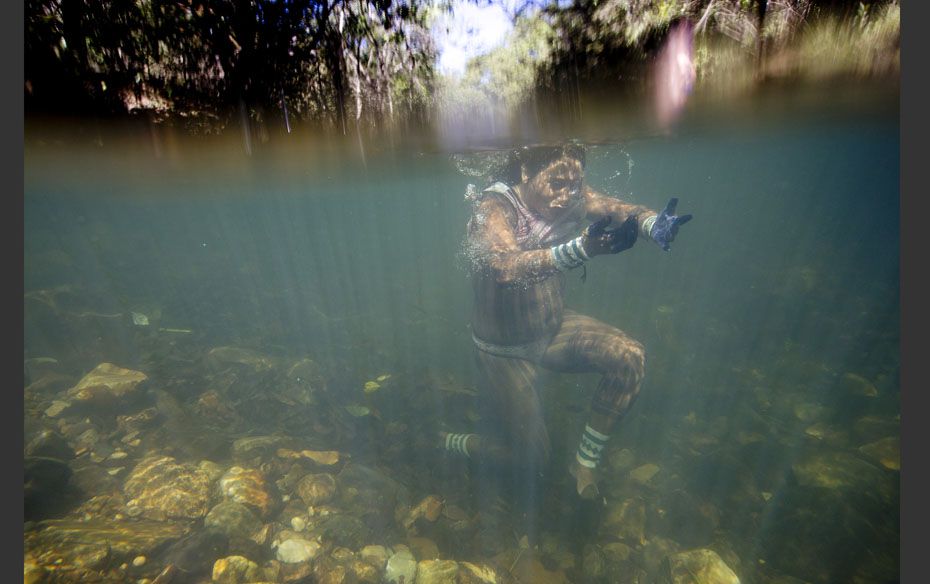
<box><xmin>514</xmin><ymin>144</ymin><xmax>587</xmax><ymax>220</ymax></box>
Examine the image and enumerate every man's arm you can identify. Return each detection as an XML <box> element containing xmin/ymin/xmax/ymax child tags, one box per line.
<box><xmin>583</xmin><ymin>186</ymin><xmax>658</xmax><ymax>239</ymax></box>
<box><xmin>467</xmin><ymin>197</ymin><xmax>565</xmax><ymax>286</ymax></box>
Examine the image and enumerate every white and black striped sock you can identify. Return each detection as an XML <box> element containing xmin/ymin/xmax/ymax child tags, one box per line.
<box><xmin>575</xmin><ymin>424</ymin><xmax>609</xmax><ymax>469</ymax></box>
<box><xmin>444</xmin><ymin>433</ymin><xmax>475</xmax><ymax>458</ymax></box>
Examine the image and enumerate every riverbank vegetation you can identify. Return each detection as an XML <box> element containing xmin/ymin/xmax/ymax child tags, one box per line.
<box><xmin>25</xmin><ymin>0</ymin><xmax>899</xmax><ymax>135</ymax></box>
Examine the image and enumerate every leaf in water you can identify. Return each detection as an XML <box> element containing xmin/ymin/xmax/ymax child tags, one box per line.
<box><xmin>363</xmin><ymin>381</ymin><xmax>381</xmax><ymax>394</ymax></box>
<box><xmin>376</xmin><ymin>374</ymin><xmax>392</xmax><ymax>382</ymax></box>
<box><xmin>344</xmin><ymin>404</ymin><xmax>371</xmax><ymax>417</ymax></box>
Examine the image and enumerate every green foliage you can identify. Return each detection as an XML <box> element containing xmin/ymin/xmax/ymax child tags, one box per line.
<box><xmin>438</xmin><ymin>15</ymin><xmax>555</xmax><ymax>116</ymax></box>
<box><xmin>25</xmin><ymin>0</ymin><xmax>439</xmax><ymax>131</ymax></box>
<box><xmin>25</xmin><ymin>0</ymin><xmax>900</xmax><ymax>132</ymax></box>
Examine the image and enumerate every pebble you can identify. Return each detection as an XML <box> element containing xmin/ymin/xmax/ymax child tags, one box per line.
<box><xmin>276</xmin><ymin>537</ymin><xmax>321</xmax><ymax>564</ymax></box>
<box><xmin>629</xmin><ymin>463</ymin><xmax>661</xmax><ymax>484</ymax></box>
<box><xmin>291</xmin><ymin>516</ymin><xmax>307</xmax><ymax>531</ymax></box>
<box><xmin>132</xmin><ymin>556</ymin><xmax>146</xmax><ymax>567</ymax></box>
<box><xmin>44</xmin><ymin>400</ymin><xmax>71</xmax><ymax>418</ymax></box>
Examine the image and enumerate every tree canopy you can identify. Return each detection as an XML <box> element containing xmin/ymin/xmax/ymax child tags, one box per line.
<box><xmin>25</xmin><ymin>0</ymin><xmax>899</xmax><ymax>134</ymax></box>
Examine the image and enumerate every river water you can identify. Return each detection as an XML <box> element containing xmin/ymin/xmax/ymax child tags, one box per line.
<box><xmin>24</xmin><ymin>83</ymin><xmax>899</xmax><ymax>583</ymax></box>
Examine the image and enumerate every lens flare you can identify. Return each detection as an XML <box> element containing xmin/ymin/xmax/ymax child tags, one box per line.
<box><xmin>655</xmin><ymin>21</ymin><xmax>696</xmax><ymax>129</ymax></box>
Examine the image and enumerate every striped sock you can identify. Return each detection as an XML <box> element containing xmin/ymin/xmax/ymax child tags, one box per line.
<box><xmin>444</xmin><ymin>433</ymin><xmax>475</xmax><ymax>458</ymax></box>
<box><xmin>575</xmin><ymin>424</ymin><xmax>609</xmax><ymax>469</ymax></box>
<box><xmin>550</xmin><ymin>236</ymin><xmax>590</xmax><ymax>271</ymax></box>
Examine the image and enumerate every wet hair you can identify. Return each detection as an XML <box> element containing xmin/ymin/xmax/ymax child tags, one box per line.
<box><xmin>491</xmin><ymin>144</ymin><xmax>587</xmax><ymax>186</ymax></box>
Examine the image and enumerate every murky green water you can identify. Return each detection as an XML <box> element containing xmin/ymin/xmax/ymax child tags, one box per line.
<box><xmin>25</xmin><ymin>86</ymin><xmax>899</xmax><ymax>583</ymax></box>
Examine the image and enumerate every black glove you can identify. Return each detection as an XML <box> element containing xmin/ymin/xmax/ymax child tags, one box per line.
<box><xmin>582</xmin><ymin>215</ymin><xmax>639</xmax><ymax>257</ymax></box>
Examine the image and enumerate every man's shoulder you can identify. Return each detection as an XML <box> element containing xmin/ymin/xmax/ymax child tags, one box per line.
<box><xmin>470</xmin><ymin>184</ymin><xmax>518</xmax><ymax>217</ymax></box>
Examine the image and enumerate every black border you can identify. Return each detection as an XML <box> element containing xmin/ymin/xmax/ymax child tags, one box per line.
<box><xmin>13</xmin><ymin>0</ymin><xmax>26</xmax><ymax>576</ymax></box>
<box><xmin>900</xmin><ymin>2</ymin><xmax>921</xmax><ymax>582</ymax></box>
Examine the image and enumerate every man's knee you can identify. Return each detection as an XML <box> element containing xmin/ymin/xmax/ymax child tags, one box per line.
<box><xmin>608</xmin><ymin>337</ymin><xmax>646</xmax><ymax>382</ymax></box>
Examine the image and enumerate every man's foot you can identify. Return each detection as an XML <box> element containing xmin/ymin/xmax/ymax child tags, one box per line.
<box><xmin>569</xmin><ymin>458</ymin><xmax>600</xmax><ymax>500</ymax></box>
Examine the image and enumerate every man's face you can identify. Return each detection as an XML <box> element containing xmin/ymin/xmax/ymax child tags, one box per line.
<box><xmin>522</xmin><ymin>155</ymin><xmax>585</xmax><ymax>221</ymax></box>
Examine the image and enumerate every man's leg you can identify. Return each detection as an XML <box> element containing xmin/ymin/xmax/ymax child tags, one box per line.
<box><xmin>443</xmin><ymin>348</ymin><xmax>550</xmax><ymax>473</ymax></box>
<box><xmin>541</xmin><ymin>310</ymin><xmax>646</xmax><ymax>498</ymax></box>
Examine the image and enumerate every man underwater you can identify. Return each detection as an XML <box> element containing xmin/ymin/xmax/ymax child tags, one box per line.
<box><xmin>444</xmin><ymin>144</ymin><xmax>692</xmax><ymax>499</ymax></box>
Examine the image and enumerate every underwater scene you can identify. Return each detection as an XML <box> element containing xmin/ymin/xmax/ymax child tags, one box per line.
<box><xmin>24</xmin><ymin>87</ymin><xmax>899</xmax><ymax>584</ymax></box>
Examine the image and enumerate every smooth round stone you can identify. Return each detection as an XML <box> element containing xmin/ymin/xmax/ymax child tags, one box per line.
<box><xmin>296</xmin><ymin>473</ymin><xmax>336</xmax><ymax>506</ymax></box>
<box><xmin>276</xmin><ymin>537</ymin><xmax>321</xmax><ymax>564</ymax></box>
<box><xmin>291</xmin><ymin>516</ymin><xmax>307</xmax><ymax>531</ymax></box>
<box><xmin>384</xmin><ymin>549</ymin><xmax>417</xmax><ymax>584</ymax></box>
<box><xmin>219</xmin><ymin>466</ymin><xmax>275</xmax><ymax>519</ymax></box>
<box><xmin>212</xmin><ymin>555</ymin><xmax>263</xmax><ymax>584</ymax></box>
<box><xmin>359</xmin><ymin>545</ymin><xmax>389</xmax><ymax>568</ymax></box>
<box><xmin>414</xmin><ymin>560</ymin><xmax>458</xmax><ymax>584</ymax></box>
<box><xmin>204</xmin><ymin>501</ymin><xmax>262</xmax><ymax>540</ymax></box>
<box><xmin>132</xmin><ymin>556</ymin><xmax>146</xmax><ymax>567</ymax></box>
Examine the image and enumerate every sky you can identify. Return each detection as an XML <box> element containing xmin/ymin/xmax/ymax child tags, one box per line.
<box><xmin>432</xmin><ymin>0</ymin><xmax>529</xmax><ymax>77</ymax></box>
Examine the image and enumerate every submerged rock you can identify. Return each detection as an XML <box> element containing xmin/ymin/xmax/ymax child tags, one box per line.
<box><xmin>161</xmin><ymin>528</ymin><xmax>229</xmax><ymax>576</ymax></box>
<box><xmin>665</xmin><ymin>548</ymin><xmax>740</xmax><ymax>584</ymax></box>
<box><xmin>312</xmin><ymin>559</ymin><xmax>348</xmax><ymax>584</ymax></box>
<box><xmin>309</xmin><ymin>514</ymin><xmax>372</xmax><ymax>550</ymax></box>
<box><xmin>123</xmin><ymin>455</ymin><xmax>213</xmax><ymax>520</ymax></box>
<box><xmin>25</xmin><ymin>429</ymin><xmax>74</xmax><ymax>460</ymax></box>
<box><xmin>803</xmin><ymin>422</ymin><xmax>848</xmax><ymax>445</ymax></box>
<box><xmin>407</xmin><ymin>536</ymin><xmax>440</xmax><ymax>560</ymax></box>
<box><xmin>43</xmin><ymin>400</ymin><xmax>71</xmax><ymax>418</ymax></box>
<box><xmin>218</xmin><ymin>466</ymin><xmax>276</xmax><ymax>519</ymax></box>
<box><xmin>384</xmin><ymin>548</ymin><xmax>417</xmax><ymax>584</ymax></box>
<box><xmin>66</xmin><ymin>362</ymin><xmax>147</xmax><ymax>405</ymax></box>
<box><xmin>791</xmin><ymin>451</ymin><xmax>892</xmax><ymax>499</ymax></box>
<box><xmin>297</xmin><ymin>473</ymin><xmax>337</xmax><ymax>506</ymax></box>
<box><xmin>204</xmin><ymin>501</ymin><xmax>263</xmax><ymax>541</ymax></box>
<box><xmin>858</xmin><ymin>436</ymin><xmax>900</xmax><ymax>471</ymax></box>
<box><xmin>349</xmin><ymin>558</ymin><xmax>381</xmax><ymax>583</ymax></box>
<box><xmin>212</xmin><ymin>555</ymin><xmax>264</xmax><ymax>584</ymax></box>
<box><xmin>25</xmin><ymin>518</ymin><xmax>187</xmax><ymax>576</ymax></box>
<box><xmin>23</xmin><ymin>558</ymin><xmax>47</xmax><ymax>584</ymax></box>
<box><xmin>24</xmin><ymin>456</ymin><xmax>73</xmax><ymax>520</ymax></box>
<box><xmin>630</xmin><ymin>463</ymin><xmax>661</xmax><ymax>485</ymax></box>
<box><xmin>639</xmin><ymin>537</ymin><xmax>682</xmax><ymax>576</ymax></box>
<box><xmin>233</xmin><ymin>435</ymin><xmax>300</xmax><ymax>464</ymax></box>
<box><xmin>582</xmin><ymin>545</ymin><xmax>606</xmax><ymax>582</ymax></box>
<box><xmin>416</xmin><ymin>559</ymin><xmax>459</xmax><ymax>584</ymax></box>
<box><xmin>275</xmin><ymin>537</ymin><xmax>322</xmax><ymax>564</ymax></box>
<box><xmin>793</xmin><ymin>402</ymin><xmax>828</xmax><ymax>423</ymax></box>
<box><xmin>839</xmin><ymin>373</ymin><xmax>879</xmax><ymax>398</ymax></box>
<box><xmin>359</xmin><ymin>545</ymin><xmax>389</xmax><ymax>569</ymax></box>
<box><xmin>337</xmin><ymin>463</ymin><xmax>411</xmax><ymax>512</ymax></box>
<box><xmin>608</xmin><ymin>448</ymin><xmax>636</xmax><ymax>472</ymax></box>
<box><xmin>116</xmin><ymin>408</ymin><xmax>160</xmax><ymax>434</ymax></box>
<box><xmin>459</xmin><ymin>562</ymin><xmax>500</xmax><ymax>583</ymax></box>
<box><xmin>853</xmin><ymin>415</ymin><xmax>899</xmax><ymax>443</ymax></box>
<box><xmin>602</xmin><ymin>498</ymin><xmax>646</xmax><ymax>545</ymax></box>
<box><xmin>602</xmin><ymin>542</ymin><xmax>634</xmax><ymax>581</ymax></box>
<box><xmin>278</xmin><ymin>448</ymin><xmax>342</xmax><ymax>466</ymax></box>
<box><xmin>402</xmin><ymin>495</ymin><xmax>443</xmax><ymax>531</ymax></box>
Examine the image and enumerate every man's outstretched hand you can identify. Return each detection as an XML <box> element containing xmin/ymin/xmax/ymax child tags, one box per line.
<box><xmin>650</xmin><ymin>198</ymin><xmax>693</xmax><ymax>251</ymax></box>
<box><xmin>582</xmin><ymin>215</ymin><xmax>639</xmax><ymax>257</ymax></box>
